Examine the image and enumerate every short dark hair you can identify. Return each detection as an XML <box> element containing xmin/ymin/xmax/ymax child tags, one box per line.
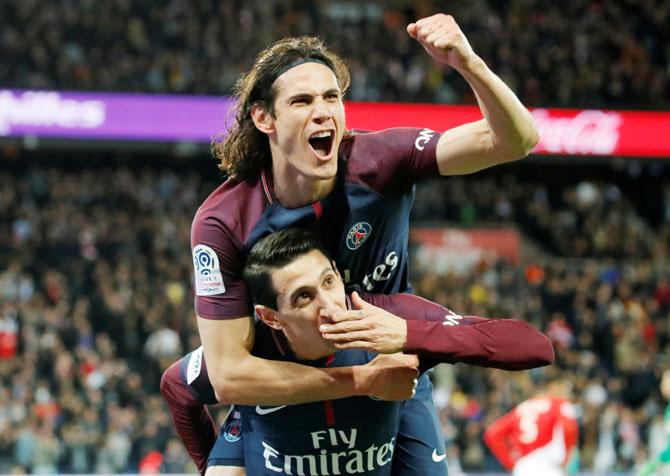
<box><xmin>213</xmin><ymin>36</ymin><xmax>351</xmax><ymax>183</ymax></box>
<box><xmin>243</xmin><ymin>228</ymin><xmax>333</xmax><ymax>309</ymax></box>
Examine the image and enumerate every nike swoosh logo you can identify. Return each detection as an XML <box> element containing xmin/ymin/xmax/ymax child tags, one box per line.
<box><xmin>432</xmin><ymin>449</ymin><xmax>447</xmax><ymax>463</ymax></box>
<box><xmin>255</xmin><ymin>405</ymin><xmax>287</xmax><ymax>415</ymax></box>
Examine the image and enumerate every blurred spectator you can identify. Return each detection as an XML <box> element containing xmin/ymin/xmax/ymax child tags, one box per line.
<box><xmin>13</xmin><ymin>417</ymin><xmax>37</xmax><ymax>470</ymax></box>
<box><xmin>160</xmin><ymin>438</ymin><xmax>192</xmax><ymax>474</ymax></box>
<box><xmin>31</xmin><ymin>421</ymin><xmax>62</xmax><ymax>474</ymax></box>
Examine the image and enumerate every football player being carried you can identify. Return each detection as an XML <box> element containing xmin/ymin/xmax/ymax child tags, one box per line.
<box><xmin>162</xmin><ymin>228</ymin><xmax>554</xmax><ymax>475</ymax></box>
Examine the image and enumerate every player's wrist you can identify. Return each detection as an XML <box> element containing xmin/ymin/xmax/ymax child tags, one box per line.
<box><xmin>351</xmin><ymin>364</ymin><xmax>373</xmax><ymax>397</ymax></box>
<box><xmin>454</xmin><ymin>53</ymin><xmax>486</xmax><ymax>76</ymax></box>
<box><xmin>399</xmin><ymin>320</ymin><xmax>408</xmax><ymax>351</ymax></box>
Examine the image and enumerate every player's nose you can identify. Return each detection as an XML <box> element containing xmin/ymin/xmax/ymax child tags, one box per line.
<box><xmin>311</xmin><ymin>98</ymin><xmax>333</xmax><ymax>123</ymax></box>
<box><xmin>317</xmin><ymin>290</ymin><xmax>339</xmax><ymax>315</ymax></box>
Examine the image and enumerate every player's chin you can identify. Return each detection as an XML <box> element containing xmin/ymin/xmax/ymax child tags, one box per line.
<box><xmin>310</xmin><ymin>161</ymin><xmax>338</xmax><ymax>180</ymax></box>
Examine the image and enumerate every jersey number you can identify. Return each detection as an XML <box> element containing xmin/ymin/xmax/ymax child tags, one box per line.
<box><xmin>516</xmin><ymin>399</ymin><xmax>551</xmax><ymax>444</ymax></box>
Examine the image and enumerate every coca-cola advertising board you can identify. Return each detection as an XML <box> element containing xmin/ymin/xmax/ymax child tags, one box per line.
<box><xmin>1</xmin><ymin>89</ymin><xmax>669</xmax><ymax>157</ymax></box>
<box><xmin>345</xmin><ymin>102</ymin><xmax>670</xmax><ymax>158</ymax></box>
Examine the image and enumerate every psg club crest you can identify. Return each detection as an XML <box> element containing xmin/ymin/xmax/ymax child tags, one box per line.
<box><xmin>223</xmin><ymin>418</ymin><xmax>242</xmax><ymax>442</ymax></box>
<box><xmin>346</xmin><ymin>222</ymin><xmax>372</xmax><ymax>250</ymax></box>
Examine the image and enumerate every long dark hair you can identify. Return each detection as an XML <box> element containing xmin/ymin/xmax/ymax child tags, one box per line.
<box><xmin>212</xmin><ymin>36</ymin><xmax>351</xmax><ymax>183</ymax></box>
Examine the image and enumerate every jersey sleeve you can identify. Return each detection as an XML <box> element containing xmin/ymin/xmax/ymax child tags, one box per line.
<box><xmin>361</xmin><ymin>292</ymin><xmax>554</xmax><ymax>370</ymax></box>
<box><xmin>191</xmin><ymin>210</ymin><xmax>252</xmax><ymax>319</ymax></box>
<box><xmin>160</xmin><ymin>356</ymin><xmax>217</xmax><ymax>475</ymax></box>
<box><xmin>360</xmin><ymin>292</ymin><xmax>450</xmax><ymax>323</ymax></box>
<box><xmin>483</xmin><ymin>410</ymin><xmax>519</xmax><ymax>471</ymax></box>
<box><xmin>405</xmin><ymin>317</ymin><xmax>554</xmax><ymax>370</ymax></box>
<box><xmin>346</xmin><ymin>128</ymin><xmax>441</xmax><ymax>194</ymax></box>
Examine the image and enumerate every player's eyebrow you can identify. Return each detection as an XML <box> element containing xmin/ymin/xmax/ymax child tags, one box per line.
<box><xmin>288</xmin><ymin>267</ymin><xmax>333</xmax><ymax>304</ymax></box>
<box><xmin>288</xmin><ymin>285</ymin><xmax>314</xmax><ymax>305</ymax></box>
<box><xmin>286</xmin><ymin>88</ymin><xmax>340</xmax><ymax>102</ymax></box>
<box><xmin>322</xmin><ymin>88</ymin><xmax>341</xmax><ymax>96</ymax></box>
<box><xmin>287</xmin><ymin>93</ymin><xmax>311</xmax><ymax>103</ymax></box>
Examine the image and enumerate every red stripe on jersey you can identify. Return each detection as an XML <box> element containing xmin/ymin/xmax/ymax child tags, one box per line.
<box><xmin>323</xmin><ymin>400</ymin><xmax>336</xmax><ymax>426</ymax></box>
<box><xmin>323</xmin><ymin>354</ymin><xmax>336</xmax><ymax>425</ymax></box>
<box><xmin>312</xmin><ymin>201</ymin><xmax>323</xmax><ymax>219</ymax></box>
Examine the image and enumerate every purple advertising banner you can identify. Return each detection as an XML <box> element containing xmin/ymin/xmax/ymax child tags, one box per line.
<box><xmin>0</xmin><ymin>89</ymin><xmax>236</xmax><ymax>142</ymax></box>
<box><xmin>4</xmin><ymin>89</ymin><xmax>670</xmax><ymax>158</ymax></box>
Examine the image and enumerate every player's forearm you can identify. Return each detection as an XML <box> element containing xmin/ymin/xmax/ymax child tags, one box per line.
<box><xmin>210</xmin><ymin>354</ymin><xmax>366</xmax><ymax>406</ymax></box>
<box><xmin>458</xmin><ymin>55</ymin><xmax>539</xmax><ymax>159</ymax></box>
<box><xmin>199</xmin><ymin>316</ymin><xmax>364</xmax><ymax>405</ymax></box>
<box><xmin>405</xmin><ymin>317</ymin><xmax>554</xmax><ymax>370</ymax></box>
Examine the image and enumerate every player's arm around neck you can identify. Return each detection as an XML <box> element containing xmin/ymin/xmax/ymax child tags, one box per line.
<box><xmin>197</xmin><ymin>315</ymin><xmax>417</xmax><ymax>405</ymax></box>
<box><xmin>408</xmin><ymin>14</ymin><xmax>539</xmax><ymax>175</ymax></box>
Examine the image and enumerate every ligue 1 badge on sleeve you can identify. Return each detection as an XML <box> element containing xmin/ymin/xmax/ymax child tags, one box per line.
<box><xmin>193</xmin><ymin>244</ymin><xmax>226</xmax><ymax>296</ymax></box>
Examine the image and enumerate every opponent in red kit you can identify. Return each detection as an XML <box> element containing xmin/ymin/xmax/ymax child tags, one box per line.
<box><xmin>483</xmin><ymin>377</ymin><xmax>579</xmax><ymax>476</ymax></box>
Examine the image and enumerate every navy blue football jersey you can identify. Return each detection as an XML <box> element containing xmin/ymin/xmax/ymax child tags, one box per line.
<box><xmin>240</xmin><ymin>349</ymin><xmax>404</xmax><ymax>476</ymax></box>
<box><xmin>191</xmin><ymin>127</ymin><xmax>446</xmax><ymax>475</ymax></box>
<box><xmin>192</xmin><ymin>127</ymin><xmax>440</xmax><ymax>318</ymax></box>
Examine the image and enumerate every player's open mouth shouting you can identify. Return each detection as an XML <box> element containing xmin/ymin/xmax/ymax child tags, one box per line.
<box><xmin>308</xmin><ymin>129</ymin><xmax>335</xmax><ymax>160</ymax></box>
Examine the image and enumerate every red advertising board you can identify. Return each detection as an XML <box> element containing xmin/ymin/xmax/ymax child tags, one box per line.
<box><xmin>345</xmin><ymin>102</ymin><xmax>670</xmax><ymax>158</ymax></box>
<box><xmin>410</xmin><ymin>228</ymin><xmax>521</xmax><ymax>275</ymax></box>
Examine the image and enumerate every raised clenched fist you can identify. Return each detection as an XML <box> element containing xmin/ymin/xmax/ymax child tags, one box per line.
<box><xmin>407</xmin><ymin>13</ymin><xmax>477</xmax><ymax>72</ymax></box>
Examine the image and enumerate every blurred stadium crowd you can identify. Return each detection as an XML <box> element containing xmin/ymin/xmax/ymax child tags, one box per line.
<box><xmin>0</xmin><ymin>162</ymin><xmax>206</xmax><ymax>473</ymax></box>
<box><xmin>412</xmin><ymin>172</ymin><xmax>670</xmax><ymax>473</ymax></box>
<box><xmin>1</xmin><ymin>157</ymin><xmax>669</xmax><ymax>473</ymax></box>
<box><xmin>1</xmin><ymin>0</ymin><xmax>670</xmax><ymax>474</ymax></box>
<box><xmin>1</xmin><ymin>0</ymin><xmax>669</xmax><ymax>108</ymax></box>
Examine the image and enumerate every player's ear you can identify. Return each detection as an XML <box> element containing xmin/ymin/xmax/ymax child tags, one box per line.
<box><xmin>255</xmin><ymin>304</ymin><xmax>283</xmax><ymax>330</ymax></box>
<box><xmin>251</xmin><ymin>103</ymin><xmax>275</xmax><ymax>135</ymax></box>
